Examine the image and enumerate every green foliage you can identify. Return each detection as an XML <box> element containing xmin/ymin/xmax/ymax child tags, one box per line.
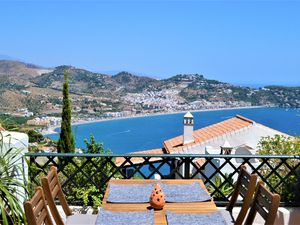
<box><xmin>258</xmin><ymin>135</ymin><xmax>300</xmax><ymax>155</ymax></box>
<box><xmin>27</xmin><ymin>129</ymin><xmax>44</xmax><ymax>143</ymax></box>
<box><xmin>257</xmin><ymin>135</ymin><xmax>300</xmax><ymax>202</ymax></box>
<box><xmin>0</xmin><ymin>115</ymin><xmax>29</xmax><ymax>131</ymax></box>
<box><xmin>60</xmin><ymin>135</ymin><xmax>117</xmax><ymax>209</ymax></box>
<box><xmin>85</xmin><ymin>135</ymin><xmax>111</xmax><ymax>154</ymax></box>
<box><xmin>0</xmin><ymin>133</ymin><xmax>27</xmax><ymax>225</ymax></box>
<box><xmin>57</xmin><ymin>70</ymin><xmax>75</xmax><ymax>153</ymax></box>
<box><xmin>207</xmin><ymin>173</ymin><xmax>234</xmax><ymax>201</ymax></box>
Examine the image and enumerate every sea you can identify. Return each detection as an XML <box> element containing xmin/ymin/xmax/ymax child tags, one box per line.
<box><xmin>47</xmin><ymin>107</ymin><xmax>300</xmax><ymax>154</ymax></box>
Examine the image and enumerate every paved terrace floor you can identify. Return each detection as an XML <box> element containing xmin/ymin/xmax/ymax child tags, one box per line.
<box><xmin>56</xmin><ymin>206</ymin><xmax>300</xmax><ymax>225</ymax></box>
<box><xmin>220</xmin><ymin>206</ymin><xmax>300</xmax><ymax>225</ymax></box>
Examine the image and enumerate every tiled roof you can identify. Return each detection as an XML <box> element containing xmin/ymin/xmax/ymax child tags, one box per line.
<box><xmin>115</xmin><ymin>147</ymin><xmax>205</xmax><ymax>168</ymax></box>
<box><xmin>115</xmin><ymin>148</ymin><xmax>166</xmax><ymax>166</ymax></box>
<box><xmin>163</xmin><ymin>115</ymin><xmax>254</xmax><ymax>153</ymax></box>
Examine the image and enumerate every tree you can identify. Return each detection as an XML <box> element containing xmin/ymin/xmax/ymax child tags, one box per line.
<box><xmin>258</xmin><ymin>134</ymin><xmax>300</xmax><ymax>155</ymax></box>
<box><xmin>63</xmin><ymin>135</ymin><xmax>116</xmax><ymax>208</ymax></box>
<box><xmin>257</xmin><ymin>135</ymin><xmax>300</xmax><ymax>202</ymax></box>
<box><xmin>57</xmin><ymin>70</ymin><xmax>75</xmax><ymax>153</ymax></box>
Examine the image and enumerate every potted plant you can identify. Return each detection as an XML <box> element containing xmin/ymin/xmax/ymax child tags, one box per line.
<box><xmin>0</xmin><ymin>132</ymin><xmax>27</xmax><ymax>225</ymax></box>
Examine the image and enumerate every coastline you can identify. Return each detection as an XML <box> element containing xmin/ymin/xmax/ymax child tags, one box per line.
<box><xmin>42</xmin><ymin>105</ymin><xmax>269</xmax><ymax>135</ymax></box>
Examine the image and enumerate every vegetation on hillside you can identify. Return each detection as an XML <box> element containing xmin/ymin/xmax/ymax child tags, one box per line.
<box><xmin>1</xmin><ymin>60</ymin><xmax>300</xmax><ymax>116</ymax></box>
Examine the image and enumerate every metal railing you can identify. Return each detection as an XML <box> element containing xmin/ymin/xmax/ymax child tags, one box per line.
<box><xmin>25</xmin><ymin>153</ymin><xmax>300</xmax><ymax>206</ymax></box>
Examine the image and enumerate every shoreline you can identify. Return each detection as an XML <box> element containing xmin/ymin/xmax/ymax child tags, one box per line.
<box><xmin>42</xmin><ymin>105</ymin><xmax>269</xmax><ymax>135</ymax></box>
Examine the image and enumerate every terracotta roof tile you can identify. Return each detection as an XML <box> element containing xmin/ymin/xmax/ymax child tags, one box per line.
<box><xmin>164</xmin><ymin>115</ymin><xmax>253</xmax><ymax>152</ymax></box>
<box><xmin>195</xmin><ymin>158</ymin><xmax>206</xmax><ymax>168</ymax></box>
<box><xmin>115</xmin><ymin>148</ymin><xmax>166</xmax><ymax>166</ymax></box>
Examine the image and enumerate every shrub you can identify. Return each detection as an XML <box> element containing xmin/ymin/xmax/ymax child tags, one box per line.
<box><xmin>258</xmin><ymin>135</ymin><xmax>300</xmax><ymax>202</ymax></box>
<box><xmin>0</xmin><ymin>133</ymin><xmax>27</xmax><ymax>225</ymax></box>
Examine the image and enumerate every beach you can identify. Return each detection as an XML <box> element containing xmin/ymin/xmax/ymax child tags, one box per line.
<box><xmin>41</xmin><ymin>105</ymin><xmax>268</xmax><ymax>135</ymax></box>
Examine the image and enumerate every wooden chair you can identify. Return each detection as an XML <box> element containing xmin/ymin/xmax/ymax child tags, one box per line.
<box><xmin>223</xmin><ymin>165</ymin><xmax>258</xmax><ymax>225</ymax></box>
<box><xmin>24</xmin><ymin>186</ymin><xmax>54</xmax><ymax>225</ymax></box>
<box><xmin>244</xmin><ymin>181</ymin><xmax>280</xmax><ymax>225</ymax></box>
<box><xmin>41</xmin><ymin>166</ymin><xmax>97</xmax><ymax>225</ymax></box>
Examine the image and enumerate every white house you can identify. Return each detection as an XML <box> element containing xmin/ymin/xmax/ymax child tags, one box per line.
<box><xmin>163</xmin><ymin>113</ymin><xmax>289</xmax><ymax>178</ymax></box>
<box><xmin>0</xmin><ymin>130</ymin><xmax>29</xmax><ymax>202</ymax></box>
<box><xmin>120</xmin><ymin>112</ymin><xmax>290</xmax><ymax>179</ymax></box>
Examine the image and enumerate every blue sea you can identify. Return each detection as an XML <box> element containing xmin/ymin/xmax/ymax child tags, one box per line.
<box><xmin>47</xmin><ymin>107</ymin><xmax>300</xmax><ymax>154</ymax></box>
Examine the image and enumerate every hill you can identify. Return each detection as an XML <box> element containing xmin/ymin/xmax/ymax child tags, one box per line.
<box><xmin>0</xmin><ymin>60</ymin><xmax>299</xmax><ymax>116</ymax></box>
<box><xmin>0</xmin><ymin>60</ymin><xmax>52</xmax><ymax>78</ymax></box>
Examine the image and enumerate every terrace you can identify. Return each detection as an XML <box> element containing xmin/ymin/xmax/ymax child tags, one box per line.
<box><xmin>25</xmin><ymin>152</ymin><xmax>300</xmax><ymax>224</ymax></box>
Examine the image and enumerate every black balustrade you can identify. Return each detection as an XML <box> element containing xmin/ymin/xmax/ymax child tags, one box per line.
<box><xmin>25</xmin><ymin>153</ymin><xmax>300</xmax><ymax>206</ymax></box>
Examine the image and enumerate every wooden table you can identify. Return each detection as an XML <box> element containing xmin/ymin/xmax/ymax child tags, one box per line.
<box><xmin>102</xmin><ymin>179</ymin><xmax>218</xmax><ymax>225</ymax></box>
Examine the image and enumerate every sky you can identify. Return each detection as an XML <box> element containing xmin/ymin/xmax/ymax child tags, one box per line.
<box><xmin>0</xmin><ymin>0</ymin><xmax>299</xmax><ymax>86</ymax></box>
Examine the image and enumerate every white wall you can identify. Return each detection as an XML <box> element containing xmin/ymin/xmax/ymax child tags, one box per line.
<box><xmin>1</xmin><ymin>131</ymin><xmax>29</xmax><ymax>202</ymax></box>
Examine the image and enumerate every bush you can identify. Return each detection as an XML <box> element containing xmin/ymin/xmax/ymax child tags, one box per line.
<box><xmin>257</xmin><ymin>135</ymin><xmax>300</xmax><ymax>202</ymax></box>
<box><xmin>59</xmin><ymin>135</ymin><xmax>119</xmax><ymax>208</ymax></box>
<box><xmin>207</xmin><ymin>173</ymin><xmax>234</xmax><ymax>201</ymax></box>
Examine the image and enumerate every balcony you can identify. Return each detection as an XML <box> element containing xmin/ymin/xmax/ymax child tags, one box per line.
<box><xmin>26</xmin><ymin>152</ymin><xmax>300</xmax><ymax>224</ymax></box>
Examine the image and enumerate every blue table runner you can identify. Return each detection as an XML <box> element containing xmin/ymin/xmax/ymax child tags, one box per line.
<box><xmin>95</xmin><ymin>208</ymin><xmax>154</xmax><ymax>225</ymax></box>
<box><xmin>107</xmin><ymin>182</ymin><xmax>211</xmax><ymax>203</ymax></box>
<box><xmin>161</xmin><ymin>182</ymin><xmax>211</xmax><ymax>202</ymax></box>
<box><xmin>166</xmin><ymin>211</ymin><xmax>228</xmax><ymax>225</ymax></box>
<box><xmin>107</xmin><ymin>183</ymin><xmax>154</xmax><ymax>203</ymax></box>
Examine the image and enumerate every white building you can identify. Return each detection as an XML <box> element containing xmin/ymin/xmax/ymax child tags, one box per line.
<box><xmin>163</xmin><ymin>113</ymin><xmax>289</xmax><ymax>178</ymax></box>
<box><xmin>121</xmin><ymin>112</ymin><xmax>290</xmax><ymax>179</ymax></box>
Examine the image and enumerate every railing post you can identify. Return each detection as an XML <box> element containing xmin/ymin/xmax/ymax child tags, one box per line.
<box><xmin>184</xmin><ymin>157</ymin><xmax>190</xmax><ymax>179</ymax></box>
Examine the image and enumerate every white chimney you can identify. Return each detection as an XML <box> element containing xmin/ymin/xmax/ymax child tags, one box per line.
<box><xmin>220</xmin><ymin>140</ymin><xmax>233</xmax><ymax>155</ymax></box>
<box><xmin>183</xmin><ymin>112</ymin><xmax>194</xmax><ymax>144</ymax></box>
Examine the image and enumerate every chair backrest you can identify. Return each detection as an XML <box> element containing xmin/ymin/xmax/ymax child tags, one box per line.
<box><xmin>24</xmin><ymin>187</ymin><xmax>54</xmax><ymax>225</ymax></box>
<box><xmin>226</xmin><ymin>165</ymin><xmax>258</xmax><ymax>225</ymax></box>
<box><xmin>41</xmin><ymin>166</ymin><xmax>72</xmax><ymax>225</ymax></box>
<box><xmin>245</xmin><ymin>181</ymin><xmax>280</xmax><ymax>225</ymax></box>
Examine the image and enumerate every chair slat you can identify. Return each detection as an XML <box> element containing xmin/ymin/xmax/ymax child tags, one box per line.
<box><xmin>255</xmin><ymin>202</ymin><xmax>268</xmax><ymax>220</ymax></box>
<box><xmin>50</xmin><ymin>175</ymin><xmax>58</xmax><ymax>190</ymax></box>
<box><xmin>259</xmin><ymin>183</ymin><xmax>274</xmax><ymax>199</ymax></box>
<box><xmin>47</xmin><ymin>169</ymin><xmax>56</xmax><ymax>181</ymax></box>
<box><xmin>24</xmin><ymin>187</ymin><xmax>53</xmax><ymax>225</ymax></box>
<box><xmin>42</xmin><ymin>166</ymin><xmax>73</xmax><ymax>225</ymax></box>
<box><xmin>225</xmin><ymin>165</ymin><xmax>258</xmax><ymax>225</ymax></box>
<box><xmin>51</xmin><ymin>184</ymin><xmax>60</xmax><ymax>198</ymax></box>
<box><xmin>33</xmin><ymin>199</ymin><xmax>44</xmax><ymax>218</ymax></box>
<box><xmin>245</xmin><ymin>182</ymin><xmax>281</xmax><ymax>225</ymax></box>
<box><xmin>241</xmin><ymin>175</ymin><xmax>250</xmax><ymax>187</ymax></box>
<box><xmin>257</xmin><ymin>192</ymin><xmax>271</xmax><ymax>211</ymax></box>
<box><xmin>239</xmin><ymin>183</ymin><xmax>248</xmax><ymax>197</ymax></box>
<box><xmin>36</xmin><ymin>208</ymin><xmax>48</xmax><ymax>225</ymax></box>
<box><xmin>31</xmin><ymin>189</ymin><xmax>43</xmax><ymax>206</ymax></box>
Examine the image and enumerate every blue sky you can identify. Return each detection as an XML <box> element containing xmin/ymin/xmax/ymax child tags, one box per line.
<box><xmin>0</xmin><ymin>1</ymin><xmax>299</xmax><ymax>86</ymax></box>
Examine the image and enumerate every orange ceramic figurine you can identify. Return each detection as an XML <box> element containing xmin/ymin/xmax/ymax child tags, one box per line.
<box><xmin>149</xmin><ymin>184</ymin><xmax>165</xmax><ymax>210</ymax></box>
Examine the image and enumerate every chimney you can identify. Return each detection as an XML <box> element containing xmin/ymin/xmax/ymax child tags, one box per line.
<box><xmin>220</xmin><ymin>140</ymin><xmax>233</xmax><ymax>155</ymax></box>
<box><xmin>183</xmin><ymin>112</ymin><xmax>194</xmax><ymax>144</ymax></box>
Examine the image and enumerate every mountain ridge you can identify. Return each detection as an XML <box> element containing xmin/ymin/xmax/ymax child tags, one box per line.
<box><xmin>0</xmin><ymin>60</ymin><xmax>299</xmax><ymax>116</ymax></box>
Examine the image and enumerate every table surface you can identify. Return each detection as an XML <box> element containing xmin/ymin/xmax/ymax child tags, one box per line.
<box><xmin>102</xmin><ymin>179</ymin><xmax>218</xmax><ymax>225</ymax></box>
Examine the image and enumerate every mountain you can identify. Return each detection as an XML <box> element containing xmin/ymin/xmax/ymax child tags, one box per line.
<box><xmin>0</xmin><ymin>60</ymin><xmax>52</xmax><ymax>78</ymax></box>
<box><xmin>32</xmin><ymin>67</ymin><xmax>160</xmax><ymax>96</ymax></box>
<box><xmin>0</xmin><ymin>60</ymin><xmax>299</xmax><ymax>116</ymax></box>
